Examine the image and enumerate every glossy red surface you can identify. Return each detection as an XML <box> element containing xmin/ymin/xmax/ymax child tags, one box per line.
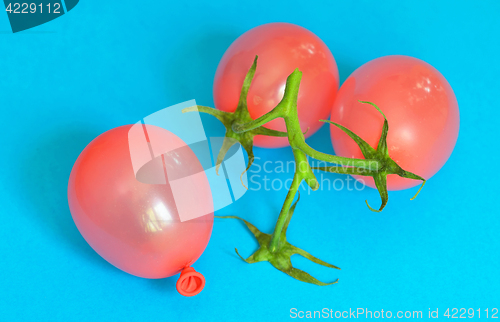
<box><xmin>330</xmin><ymin>55</ymin><xmax>460</xmax><ymax>190</ymax></box>
<box><xmin>214</xmin><ymin>22</ymin><xmax>339</xmax><ymax>148</ymax></box>
<box><xmin>68</xmin><ymin>125</ymin><xmax>213</xmax><ymax>278</ymax></box>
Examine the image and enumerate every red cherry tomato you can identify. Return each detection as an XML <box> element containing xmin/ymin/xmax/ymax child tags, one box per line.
<box><xmin>68</xmin><ymin>125</ymin><xmax>213</xmax><ymax>279</ymax></box>
<box><xmin>330</xmin><ymin>55</ymin><xmax>459</xmax><ymax>190</ymax></box>
<box><xmin>214</xmin><ymin>22</ymin><xmax>339</xmax><ymax>148</ymax></box>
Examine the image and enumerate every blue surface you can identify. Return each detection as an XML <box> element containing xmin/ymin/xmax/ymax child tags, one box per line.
<box><xmin>1</xmin><ymin>1</ymin><xmax>499</xmax><ymax>321</ymax></box>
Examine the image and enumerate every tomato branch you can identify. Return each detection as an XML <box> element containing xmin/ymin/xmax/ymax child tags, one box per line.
<box><xmin>182</xmin><ymin>55</ymin><xmax>426</xmax><ymax>286</ymax></box>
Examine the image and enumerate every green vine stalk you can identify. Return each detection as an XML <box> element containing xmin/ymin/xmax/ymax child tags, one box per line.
<box><xmin>182</xmin><ymin>56</ymin><xmax>425</xmax><ymax>285</ymax></box>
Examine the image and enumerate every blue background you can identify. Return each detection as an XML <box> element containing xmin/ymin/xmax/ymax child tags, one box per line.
<box><xmin>1</xmin><ymin>0</ymin><xmax>498</xmax><ymax>321</ymax></box>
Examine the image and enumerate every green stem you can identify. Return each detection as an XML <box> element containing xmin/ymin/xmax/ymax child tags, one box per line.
<box><xmin>298</xmin><ymin>142</ymin><xmax>381</xmax><ymax>171</ymax></box>
<box><xmin>231</xmin><ymin>69</ymin><xmax>381</xmax><ymax>171</ymax></box>
<box><xmin>268</xmin><ymin>70</ymin><xmax>317</xmax><ymax>252</ymax></box>
<box><xmin>232</xmin><ymin>108</ymin><xmax>282</xmax><ymax>133</ymax></box>
<box><xmin>269</xmin><ymin>170</ymin><xmax>302</xmax><ymax>253</ymax></box>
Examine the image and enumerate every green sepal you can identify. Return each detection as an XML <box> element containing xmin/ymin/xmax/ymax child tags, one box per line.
<box><xmin>322</xmin><ymin>120</ymin><xmax>377</xmax><ymax>160</ymax></box>
<box><xmin>182</xmin><ymin>56</ymin><xmax>287</xmax><ymax>176</ymax></box>
<box><xmin>319</xmin><ymin>101</ymin><xmax>426</xmax><ymax>212</ymax></box>
<box><xmin>254</xmin><ymin>126</ymin><xmax>289</xmax><ymax>137</ymax></box>
<box><xmin>360</xmin><ymin>101</ymin><xmax>389</xmax><ymax>156</ymax></box>
<box><xmin>215</xmin><ymin>199</ymin><xmax>340</xmax><ymax>286</ymax></box>
<box><xmin>367</xmin><ymin>172</ymin><xmax>388</xmax><ymax>212</ymax></box>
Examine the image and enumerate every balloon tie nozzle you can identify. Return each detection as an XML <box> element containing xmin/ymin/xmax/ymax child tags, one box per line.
<box><xmin>176</xmin><ymin>267</ymin><xmax>205</xmax><ymax>297</ymax></box>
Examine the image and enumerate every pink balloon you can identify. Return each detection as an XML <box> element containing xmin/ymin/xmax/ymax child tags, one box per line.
<box><xmin>68</xmin><ymin>124</ymin><xmax>213</xmax><ymax>278</ymax></box>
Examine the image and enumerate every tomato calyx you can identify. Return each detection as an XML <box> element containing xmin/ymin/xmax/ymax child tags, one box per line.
<box><xmin>182</xmin><ymin>56</ymin><xmax>288</xmax><ymax>176</ymax></box>
<box><xmin>216</xmin><ymin>192</ymin><xmax>340</xmax><ymax>286</ymax></box>
<box><xmin>315</xmin><ymin>101</ymin><xmax>426</xmax><ymax>212</ymax></box>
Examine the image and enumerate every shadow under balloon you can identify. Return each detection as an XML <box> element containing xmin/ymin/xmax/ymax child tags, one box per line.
<box><xmin>147</xmin><ymin>274</ymin><xmax>178</xmax><ymax>294</ymax></box>
<box><xmin>18</xmin><ymin>125</ymin><xmax>114</xmax><ymax>272</ymax></box>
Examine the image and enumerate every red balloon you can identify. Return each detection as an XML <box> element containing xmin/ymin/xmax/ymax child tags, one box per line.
<box><xmin>214</xmin><ymin>22</ymin><xmax>339</xmax><ymax>148</ymax></box>
<box><xmin>68</xmin><ymin>125</ymin><xmax>213</xmax><ymax>280</ymax></box>
<box><xmin>330</xmin><ymin>55</ymin><xmax>460</xmax><ymax>190</ymax></box>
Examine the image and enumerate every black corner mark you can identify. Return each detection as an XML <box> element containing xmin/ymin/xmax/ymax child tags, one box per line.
<box><xmin>3</xmin><ymin>0</ymin><xmax>79</xmax><ymax>33</ymax></box>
